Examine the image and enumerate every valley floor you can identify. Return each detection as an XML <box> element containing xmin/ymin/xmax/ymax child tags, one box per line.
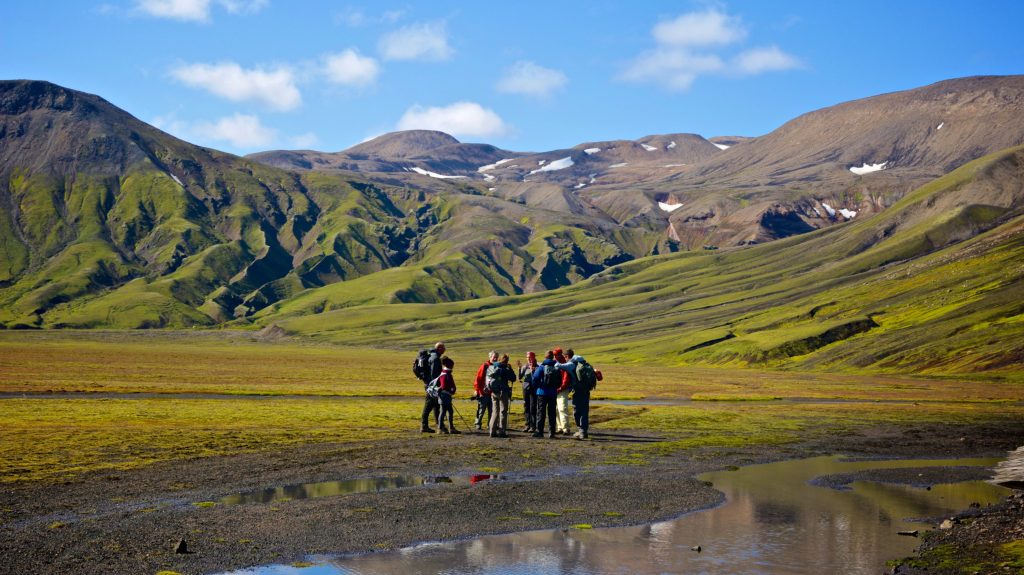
<box><xmin>0</xmin><ymin>331</ymin><xmax>1021</xmax><ymax>574</ymax></box>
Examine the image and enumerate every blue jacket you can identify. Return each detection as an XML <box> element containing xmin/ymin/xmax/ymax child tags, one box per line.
<box><xmin>533</xmin><ymin>359</ymin><xmax>558</xmax><ymax>396</ymax></box>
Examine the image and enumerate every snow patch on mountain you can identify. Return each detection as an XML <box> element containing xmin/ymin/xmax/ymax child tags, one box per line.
<box><xmin>937</xmin><ymin>122</ymin><xmax>944</xmax><ymax>130</ymax></box>
<box><xmin>713</xmin><ymin>143</ymin><xmax>730</xmax><ymax>150</ymax></box>
<box><xmin>584</xmin><ymin>148</ymin><xmax>600</xmax><ymax>155</ymax></box>
<box><xmin>839</xmin><ymin>208</ymin><xmax>857</xmax><ymax>219</ymax></box>
<box><xmin>821</xmin><ymin>202</ymin><xmax>836</xmax><ymax>217</ymax></box>
<box><xmin>659</xmin><ymin>202</ymin><xmax>683</xmax><ymax>212</ymax></box>
<box><xmin>170</xmin><ymin>174</ymin><xmax>184</xmax><ymax>187</ymax></box>
<box><xmin>609</xmin><ymin>162</ymin><xmax>628</xmax><ymax>168</ymax></box>
<box><xmin>478</xmin><ymin>158</ymin><xmax>514</xmax><ymax>172</ymax></box>
<box><xmin>667</xmin><ymin>141</ymin><xmax>677</xmax><ymax>149</ymax></box>
<box><xmin>849</xmin><ymin>161</ymin><xmax>887</xmax><ymax>175</ymax></box>
<box><xmin>530</xmin><ymin>156</ymin><xmax>574</xmax><ymax>174</ymax></box>
<box><xmin>410</xmin><ymin>167</ymin><xmax>466</xmax><ymax>179</ymax></box>
<box><xmin>641</xmin><ymin>144</ymin><xmax>657</xmax><ymax>152</ymax></box>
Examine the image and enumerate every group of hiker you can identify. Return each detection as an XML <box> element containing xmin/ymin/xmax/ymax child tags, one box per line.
<box><xmin>413</xmin><ymin>342</ymin><xmax>602</xmax><ymax>440</ymax></box>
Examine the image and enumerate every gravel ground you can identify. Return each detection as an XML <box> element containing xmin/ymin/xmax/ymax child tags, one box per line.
<box><xmin>890</xmin><ymin>493</ymin><xmax>1024</xmax><ymax>574</ymax></box>
<box><xmin>1</xmin><ymin>421</ymin><xmax>1020</xmax><ymax>575</ymax></box>
<box><xmin>810</xmin><ymin>466</ymin><xmax>995</xmax><ymax>490</ymax></box>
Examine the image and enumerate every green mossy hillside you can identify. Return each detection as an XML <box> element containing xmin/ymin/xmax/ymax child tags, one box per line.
<box><xmin>263</xmin><ymin>146</ymin><xmax>1024</xmax><ymax>379</ymax></box>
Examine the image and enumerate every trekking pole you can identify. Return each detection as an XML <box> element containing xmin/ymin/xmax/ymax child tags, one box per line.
<box><xmin>452</xmin><ymin>401</ymin><xmax>474</xmax><ymax>434</ymax></box>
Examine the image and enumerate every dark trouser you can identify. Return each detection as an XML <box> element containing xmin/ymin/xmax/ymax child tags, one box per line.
<box><xmin>474</xmin><ymin>394</ymin><xmax>492</xmax><ymax>428</ymax></box>
<box><xmin>437</xmin><ymin>392</ymin><xmax>454</xmax><ymax>431</ymax></box>
<box><xmin>535</xmin><ymin>393</ymin><xmax>557</xmax><ymax>436</ymax></box>
<box><xmin>421</xmin><ymin>394</ymin><xmax>439</xmax><ymax>429</ymax></box>
<box><xmin>523</xmin><ymin>388</ymin><xmax>536</xmax><ymax>430</ymax></box>
<box><xmin>573</xmin><ymin>391</ymin><xmax>590</xmax><ymax>436</ymax></box>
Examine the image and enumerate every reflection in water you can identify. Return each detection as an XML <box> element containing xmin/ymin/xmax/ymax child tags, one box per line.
<box><xmin>219</xmin><ymin>474</ymin><xmax>500</xmax><ymax>506</ymax></box>
<box><xmin>218</xmin><ymin>456</ymin><xmax>1010</xmax><ymax>575</ymax></box>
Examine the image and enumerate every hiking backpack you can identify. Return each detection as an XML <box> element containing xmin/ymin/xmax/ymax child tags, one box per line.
<box><xmin>543</xmin><ymin>364</ymin><xmax>562</xmax><ymax>389</ymax></box>
<box><xmin>425</xmin><ymin>374</ymin><xmax>441</xmax><ymax>398</ymax></box>
<box><xmin>413</xmin><ymin>349</ymin><xmax>430</xmax><ymax>381</ymax></box>
<box><xmin>575</xmin><ymin>361</ymin><xmax>597</xmax><ymax>392</ymax></box>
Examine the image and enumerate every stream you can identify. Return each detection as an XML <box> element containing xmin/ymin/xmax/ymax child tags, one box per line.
<box><xmin>216</xmin><ymin>455</ymin><xmax>1010</xmax><ymax>575</ymax></box>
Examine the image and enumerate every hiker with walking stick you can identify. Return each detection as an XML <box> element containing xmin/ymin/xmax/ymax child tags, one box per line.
<box><xmin>432</xmin><ymin>357</ymin><xmax>461</xmax><ymax>434</ymax></box>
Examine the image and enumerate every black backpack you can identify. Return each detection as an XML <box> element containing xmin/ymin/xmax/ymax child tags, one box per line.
<box><xmin>543</xmin><ymin>364</ymin><xmax>562</xmax><ymax>389</ymax></box>
<box><xmin>413</xmin><ymin>350</ymin><xmax>430</xmax><ymax>382</ymax></box>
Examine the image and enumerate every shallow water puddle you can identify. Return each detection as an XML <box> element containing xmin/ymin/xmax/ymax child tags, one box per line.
<box><xmin>219</xmin><ymin>474</ymin><xmax>502</xmax><ymax>506</ymax></box>
<box><xmin>218</xmin><ymin>455</ymin><xmax>1010</xmax><ymax>575</ymax></box>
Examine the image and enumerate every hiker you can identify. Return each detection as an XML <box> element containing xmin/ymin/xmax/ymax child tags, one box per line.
<box><xmin>516</xmin><ymin>352</ymin><xmax>539</xmax><ymax>433</ymax></box>
<box><xmin>473</xmin><ymin>352</ymin><xmax>496</xmax><ymax>430</ymax></box>
<box><xmin>553</xmin><ymin>347</ymin><xmax>573</xmax><ymax>435</ymax></box>
<box><xmin>434</xmin><ymin>357</ymin><xmax>460</xmax><ymax>434</ymax></box>
<box><xmin>418</xmin><ymin>342</ymin><xmax>445</xmax><ymax>433</ymax></box>
<box><xmin>487</xmin><ymin>353</ymin><xmax>516</xmax><ymax>438</ymax></box>
<box><xmin>555</xmin><ymin>351</ymin><xmax>598</xmax><ymax>439</ymax></box>
<box><xmin>532</xmin><ymin>351</ymin><xmax>559</xmax><ymax>438</ymax></box>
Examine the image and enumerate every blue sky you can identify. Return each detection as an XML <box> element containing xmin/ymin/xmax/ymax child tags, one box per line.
<box><xmin>3</xmin><ymin>1</ymin><xmax>1023</xmax><ymax>155</ymax></box>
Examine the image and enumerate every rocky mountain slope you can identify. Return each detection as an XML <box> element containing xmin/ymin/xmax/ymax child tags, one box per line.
<box><xmin>0</xmin><ymin>81</ymin><xmax>669</xmax><ymax>328</ymax></box>
<box><xmin>249</xmin><ymin>76</ymin><xmax>1024</xmax><ymax>253</ymax></box>
<box><xmin>266</xmin><ymin>144</ymin><xmax>1024</xmax><ymax>378</ymax></box>
<box><xmin>2</xmin><ymin>73</ymin><xmax>1023</xmax><ymax>370</ymax></box>
<box><xmin>627</xmin><ymin>75</ymin><xmax>1024</xmax><ymax>248</ymax></box>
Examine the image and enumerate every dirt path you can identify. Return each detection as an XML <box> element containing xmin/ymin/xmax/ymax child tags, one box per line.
<box><xmin>1</xmin><ymin>421</ymin><xmax>1019</xmax><ymax>575</ymax></box>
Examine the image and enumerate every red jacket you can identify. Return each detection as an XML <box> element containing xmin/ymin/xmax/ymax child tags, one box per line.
<box><xmin>554</xmin><ymin>354</ymin><xmax>570</xmax><ymax>393</ymax></box>
<box><xmin>438</xmin><ymin>369</ymin><xmax>456</xmax><ymax>394</ymax></box>
<box><xmin>474</xmin><ymin>362</ymin><xmax>492</xmax><ymax>396</ymax></box>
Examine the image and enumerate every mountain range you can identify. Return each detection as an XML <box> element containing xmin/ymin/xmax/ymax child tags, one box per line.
<box><xmin>1</xmin><ymin>76</ymin><xmax>1022</xmax><ymax>376</ymax></box>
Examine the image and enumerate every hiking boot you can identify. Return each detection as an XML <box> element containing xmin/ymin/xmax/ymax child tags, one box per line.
<box><xmin>439</xmin><ymin>426</ymin><xmax>450</xmax><ymax>434</ymax></box>
<box><xmin>548</xmin><ymin>433</ymin><xmax>556</xmax><ymax>439</ymax></box>
<box><xmin>421</xmin><ymin>427</ymin><xmax>435</xmax><ymax>433</ymax></box>
<box><xmin>532</xmin><ymin>432</ymin><xmax>544</xmax><ymax>438</ymax></box>
<box><xmin>572</xmin><ymin>431</ymin><xmax>583</xmax><ymax>439</ymax></box>
<box><xmin>522</xmin><ymin>426</ymin><xmax>531</xmax><ymax>432</ymax></box>
<box><xmin>450</xmin><ymin>428</ymin><xmax>461</xmax><ymax>434</ymax></box>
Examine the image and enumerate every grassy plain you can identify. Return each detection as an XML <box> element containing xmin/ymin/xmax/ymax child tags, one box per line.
<box><xmin>1</xmin><ymin>331</ymin><xmax>1021</xmax><ymax>485</ymax></box>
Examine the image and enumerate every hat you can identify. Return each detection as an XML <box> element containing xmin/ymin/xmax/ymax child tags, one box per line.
<box><xmin>553</xmin><ymin>347</ymin><xmax>563</xmax><ymax>355</ymax></box>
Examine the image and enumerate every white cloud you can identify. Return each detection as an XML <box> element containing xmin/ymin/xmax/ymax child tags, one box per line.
<box><xmin>496</xmin><ymin>61</ymin><xmax>567</xmax><ymax>98</ymax></box>
<box><xmin>289</xmin><ymin>132</ymin><xmax>319</xmax><ymax>149</ymax></box>
<box><xmin>218</xmin><ymin>0</ymin><xmax>267</xmax><ymax>14</ymax></box>
<box><xmin>135</xmin><ymin>0</ymin><xmax>210</xmax><ymax>22</ymax></box>
<box><xmin>652</xmin><ymin>9</ymin><xmax>746</xmax><ymax>47</ymax></box>
<box><xmin>193</xmin><ymin>113</ymin><xmax>277</xmax><ymax>148</ymax></box>
<box><xmin>134</xmin><ymin>0</ymin><xmax>266</xmax><ymax>22</ymax></box>
<box><xmin>620</xmin><ymin>8</ymin><xmax>800</xmax><ymax>91</ymax></box>
<box><xmin>322</xmin><ymin>49</ymin><xmax>380</xmax><ymax>86</ymax></box>
<box><xmin>337</xmin><ymin>7</ymin><xmax>405</xmax><ymax>26</ymax></box>
<box><xmin>397</xmin><ymin>102</ymin><xmax>508</xmax><ymax>138</ymax></box>
<box><xmin>620</xmin><ymin>49</ymin><xmax>723</xmax><ymax>91</ymax></box>
<box><xmin>379</xmin><ymin>21</ymin><xmax>453</xmax><ymax>61</ymax></box>
<box><xmin>733</xmin><ymin>45</ymin><xmax>801</xmax><ymax>74</ymax></box>
<box><xmin>170</xmin><ymin>61</ymin><xmax>301</xmax><ymax>111</ymax></box>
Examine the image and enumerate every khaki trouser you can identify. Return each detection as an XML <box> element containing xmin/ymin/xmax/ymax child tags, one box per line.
<box><xmin>556</xmin><ymin>389</ymin><xmax>572</xmax><ymax>433</ymax></box>
<box><xmin>489</xmin><ymin>392</ymin><xmax>510</xmax><ymax>436</ymax></box>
